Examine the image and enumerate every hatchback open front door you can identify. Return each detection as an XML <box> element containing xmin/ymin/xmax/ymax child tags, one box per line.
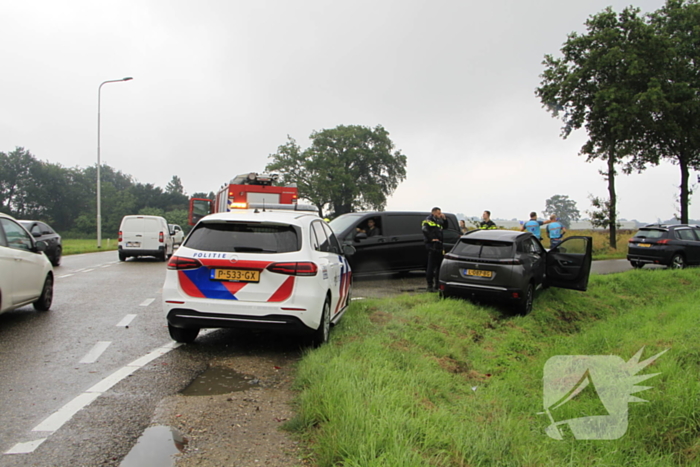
<box><xmin>545</xmin><ymin>236</ymin><xmax>593</xmax><ymax>291</ymax></box>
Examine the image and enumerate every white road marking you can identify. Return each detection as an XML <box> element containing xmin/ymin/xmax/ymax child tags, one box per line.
<box><xmin>116</xmin><ymin>314</ymin><xmax>137</xmax><ymax>327</ymax></box>
<box><xmin>101</xmin><ymin>264</ymin><xmax>111</xmax><ymax>268</ymax></box>
<box><xmin>79</xmin><ymin>341</ymin><xmax>111</xmax><ymax>364</ymax></box>
<box><xmin>4</xmin><ymin>439</ymin><xmax>48</xmax><ymax>455</ymax></box>
<box><xmin>139</xmin><ymin>298</ymin><xmax>155</xmax><ymax>307</ymax></box>
<box><xmin>83</xmin><ymin>269</ymin><xmax>94</xmax><ymax>273</ymax></box>
<box><xmin>32</xmin><ymin>392</ymin><xmax>101</xmax><ymax>432</ymax></box>
<box><xmin>351</xmin><ymin>297</ymin><xmax>366</xmax><ymax>301</ymax></box>
<box><xmin>73</xmin><ymin>268</ymin><xmax>86</xmax><ymax>273</ymax></box>
<box><xmin>57</xmin><ymin>274</ymin><xmax>74</xmax><ymax>278</ymax></box>
<box><xmin>7</xmin><ymin>341</ymin><xmax>181</xmax><ymax>454</ymax></box>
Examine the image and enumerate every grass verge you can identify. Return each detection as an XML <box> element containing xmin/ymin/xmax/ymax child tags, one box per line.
<box><xmin>289</xmin><ymin>269</ymin><xmax>700</xmax><ymax>466</ymax></box>
<box><xmin>62</xmin><ymin>238</ymin><xmax>118</xmax><ymax>255</ymax></box>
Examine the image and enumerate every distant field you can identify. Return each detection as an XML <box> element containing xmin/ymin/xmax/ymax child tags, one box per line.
<box><xmin>63</xmin><ymin>239</ymin><xmax>118</xmax><ymax>255</ymax></box>
<box><xmin>61</xmin><ymin>230</ymin><xmax>633</xmax><ymax>260</ymax></box>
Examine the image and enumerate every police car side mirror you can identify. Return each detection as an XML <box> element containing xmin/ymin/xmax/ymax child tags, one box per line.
<box><xmin>343</xmin><ymin>244</ymin><xmax>356</xmax><ymax>257</ymax></box>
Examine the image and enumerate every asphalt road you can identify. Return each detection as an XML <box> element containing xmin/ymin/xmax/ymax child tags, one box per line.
<box><xmin>0</xmin><ymin>253</ymin><xmax>645</xmax><ymax>465</ymax></box>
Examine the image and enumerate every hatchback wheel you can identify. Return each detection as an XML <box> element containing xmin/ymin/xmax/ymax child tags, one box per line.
<box><xmin>516</xmin><ymin>283</ymin><xmax>534</xmax><ymax>316</ymax></box>
<box><xmin>630</xmin><ymin>261</ymin><xmax>644</xmax><ymax>269</ymax></box>
<box><xmin>310</xmin><ymin>297</ymin><xmax>331</xmax><ymax>348</ymax></box>
<box><xmin>670</xmin><ymin>254</ymin><xmax>685</xmax><ymax>269</ymax></box>
<box><xmin>168</xmin><ymin>324</ymin><xmax>199</xmax><ymax>343</ymax></box>
<box><xmin>33</xmin><ymin>274</ymin><xmax>53</xmax><ymax>311</ymax></box>
<box><xmin>51</xmin><ymin>246</ymin><xmax>62</xmax><ymax>267</ymax></box>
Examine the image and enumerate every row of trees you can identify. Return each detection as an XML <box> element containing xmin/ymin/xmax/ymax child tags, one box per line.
<box><xmin>0</xmin><ymin>147</ymin><xmax>190</xmax><ymax>237</ymax></box>
<box><xmin>537</xmin><ymin>0</ymin><xmax>700</xmax><ymax>248</ymax></box>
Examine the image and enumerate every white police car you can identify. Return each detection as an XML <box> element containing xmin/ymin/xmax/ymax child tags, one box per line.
<box><xmin>163</xmin><ymin>205</ymin><xmax>353</xmax><ymax>345</ymax></box>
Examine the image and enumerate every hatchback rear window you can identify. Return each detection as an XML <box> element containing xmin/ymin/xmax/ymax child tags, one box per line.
<box><xmin>633</xmin><ymin>229</ymin><xmax>666</xmax><ymax>239</ymax></box>
<box><xmin>185</xmin><ymin>222</ymin><xmax>300</xmax><ymax>253</ymax></box>
<box><xmin>452</xmin><ymin>239</ymin><xmax>514</xmax><ymax>259</ymax></box>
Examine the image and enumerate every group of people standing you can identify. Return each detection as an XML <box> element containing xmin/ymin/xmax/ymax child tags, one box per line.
<box><xmin>421</xmin><ymin>208</ymin><xmax>567</xmax><ymax>292</ymax></box>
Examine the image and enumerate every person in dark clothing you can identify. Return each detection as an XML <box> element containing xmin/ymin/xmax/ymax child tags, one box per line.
<box><xmin>356</xmin><ymin>218</ymin><xmax>380</xmax><ymax>237</ymax></box>
<box><xmin>422</xmin><ymin>207</ymin><xmax>448</xmax><ymax>292</ymax></box>
<box><xmin>479</xmin><ymin>210</ymin><xmax>497</xmax><ymax>229</ymax></box>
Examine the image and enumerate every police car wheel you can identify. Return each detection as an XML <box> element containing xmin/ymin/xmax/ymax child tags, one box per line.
<box><xmin>310</xmin><ymin>297</ymin><xmax>331</xmax><ymax>348</ymax></box>
<box><xmin>168</xmin><ymin>324</ymin><xmax>199</xmax><ymax>343</ymax></box>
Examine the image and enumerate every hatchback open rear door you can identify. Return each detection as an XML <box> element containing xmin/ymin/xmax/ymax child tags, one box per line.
<box><xmin>545</xmin><ymin>236</ymin><xmax>593</xmax><ymax>291</ymax></box>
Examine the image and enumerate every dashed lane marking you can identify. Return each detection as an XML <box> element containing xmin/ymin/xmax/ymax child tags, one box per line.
<box><xmin>116</xmin><ymin>314</ymin><xmax>137</xmax><ymax>327</ymax></box>
<box><xmin>79</xmin><ymin>341</ymin><xmax>111</xmax><ymax>364</ymax></box>
<box><xmin>139</xmin><ymin>298</ymin><xmax>155</xmax><ymax>307</ymax></box>
<box><xmin>5</xmin><ymin>341</ymin><xmax>181</xmax><ymax>455</ymax></box>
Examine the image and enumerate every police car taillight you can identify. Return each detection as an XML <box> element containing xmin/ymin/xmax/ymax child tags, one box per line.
<box><xmin>266</xmin><ymin>262</ymin><xmax>318</xmax><ymax>276</ymax></box>
<box><xmin>159</xmin><ymin>232</ymin><xmax>164</xmax><ymax>243</ymax></box>
<box><xmin>167</xmin><ymin>256</ymin><xmax>203</xmax><ymax>270</ymax></box>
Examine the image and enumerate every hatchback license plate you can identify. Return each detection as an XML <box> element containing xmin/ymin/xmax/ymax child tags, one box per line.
<box><xmin>464</xmin><ymin>269</ymin><xmax>493</xmax><ymax>278</ymax></box>
<box><xmin>211</xmin><ymin>269</ymin><xmax>260</xmax><ymax>282</ymax></box>
<box><xmin>638</xmin><ymin>243</ymin><xmax>651</xmax><ymax>247</ymax></box>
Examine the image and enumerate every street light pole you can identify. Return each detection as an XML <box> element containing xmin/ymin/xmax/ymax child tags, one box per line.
<box><xmin>97</xmin><ymin>77</ymin><xmax>133</xmax><ymax>248</ymax></box>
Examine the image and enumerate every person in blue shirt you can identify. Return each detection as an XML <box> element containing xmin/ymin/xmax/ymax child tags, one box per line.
<box><xmin>521</xmin><ymin>212</ymin><xmax>553</xmax><ymax>240</ymax></box>
<box><xmin>545</xmin><ymin>214</ymin><xmax>566</xmax><ymax>248</ymax></box>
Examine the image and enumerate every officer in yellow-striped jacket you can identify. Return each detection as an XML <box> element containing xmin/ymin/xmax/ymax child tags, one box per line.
<box><xmin>422</xmin><ymin>207</ymin><xmax>448</xmax><ymax>292</ymax></box>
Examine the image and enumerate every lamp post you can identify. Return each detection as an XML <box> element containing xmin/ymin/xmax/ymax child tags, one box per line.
<box><xmin>97</xmin><ymin>77</ymin><xmax>133</xmax><ymax>248</ymax></box>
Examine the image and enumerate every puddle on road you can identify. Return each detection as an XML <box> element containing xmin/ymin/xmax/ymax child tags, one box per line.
<box><xmin>120</xmin><ymin>426</ymin><xmax>187</xmax><ymax>467</ymax></box>
<box><xmin>181</xmin><ymin>366</ymin><xmax>259</xmax><ymax>396</ymax></box>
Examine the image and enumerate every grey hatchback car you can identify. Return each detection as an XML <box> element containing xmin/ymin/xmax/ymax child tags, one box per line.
<box><xmin>438</xmin><ymin>230</ymin><xmax>593</xmax><ymax>314</ymax></box>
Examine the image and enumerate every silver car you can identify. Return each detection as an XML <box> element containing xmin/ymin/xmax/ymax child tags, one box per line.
<box><xmin>438</xmin><ymin>230</ymin><xmax>592</xmax><ymax>314</ymax></box>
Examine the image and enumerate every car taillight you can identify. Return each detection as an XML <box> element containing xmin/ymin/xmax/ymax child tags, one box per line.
<box><xmin>167</xmin><ymin>256</ymin><xmax>203</xmax><ymax>270</ymax></box>
<box><xmin>159</xmin><ymin>232</ymin><xmax>164</xmax><ymax>243</ymax></box>
<box><xmin>118</xmin><ymin>231</ymin><xmax>123</xmax><ymax>242</ymax></box>
<box><xmin>267</xmin><ymin>262</ymin><xmax>318</xmax><ymax>276</ymax></box>
<box><xmin>657</xmin><ymin>239</ymin><xmax>670</xmax><ymax>244</ymax></box>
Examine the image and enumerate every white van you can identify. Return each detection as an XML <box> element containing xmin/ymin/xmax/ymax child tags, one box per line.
<box><xmin>118</xmin><ymin>215</ymin><xmax>174</xmax><ymax>262</ymax></box>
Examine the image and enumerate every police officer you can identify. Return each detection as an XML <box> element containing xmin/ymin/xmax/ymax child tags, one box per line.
<box><xmin>546</xmin><ymin>214</ymin><xmax>566</xmax><ymax>248</ymax></box>
<box><xmin>422</xmin><ymin>207</ymin><xmax>448</xmax><ymax>292</ymax></box>
<box><xmin>479</xmin><ymin>210</ymin><xmax>497</xmax><ymax>229</ymax></box>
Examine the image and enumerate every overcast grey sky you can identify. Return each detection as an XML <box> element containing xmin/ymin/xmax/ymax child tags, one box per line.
<box><xmin>1</xmin><ymin>0</ymin><xmax>687</xmax><ymax>222</ymax></box>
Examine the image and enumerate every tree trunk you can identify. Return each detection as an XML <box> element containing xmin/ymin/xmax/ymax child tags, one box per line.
<box><xmin>679</xmin><ymin>155</ymin><xmax>689</xmax><ymax>224</ymax></box>
<box><xmin>607</xmin><ymin>153</ymin><xmax>617</xmax><ymax>250</ymax></box>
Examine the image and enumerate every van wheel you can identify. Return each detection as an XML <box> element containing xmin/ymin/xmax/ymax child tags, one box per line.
<box><xmin>159</xmin><ymin>249</ymin><xmax>168</xmax><ymax>262</ymax></box>
<box><xmin>168</xmin><ymin>324</ymin><xmax>199</xmax><ymax>343</ymax></box>
<box><xmin>309</xmin><ymin>297</ymin><xmax>331</xmax><ymax>348</ymax></box>
<box><xmin>516</xmin><ymin>283</ymin><xmax>534</xmax><ymax>316</ymax></box>
<box><xmin>119</xmin><ymin>251</ymin><xmax>126</xmax><ymax>262</ymax></box>
<box><xmin>33</xmin><ymin>274</ymin><xmax>53</xmax><ymax>311</ymax></box>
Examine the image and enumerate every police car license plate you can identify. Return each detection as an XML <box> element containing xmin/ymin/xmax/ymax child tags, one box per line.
<box><xmin>211</xmin><ymin>269</ymin><xmax>260</xmax><ymax>282</ymax></box>
<box><xmin>638</xmin><ymin>243</ymin><xmax>651</xmax><ymax>247</ymax></box>
<box><xmin>464</xmin><ymin>269</ymin><xmax>493</xmax><ymax>278</ymax></box>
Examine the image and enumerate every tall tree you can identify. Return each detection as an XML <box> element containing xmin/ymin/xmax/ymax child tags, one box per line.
<box><xmin>266</xmin><ymin>125</ymin><xmax>407</xmax><ymax>217</ymax></box>
<box><xmin>165</xmin><ymin>175</ymin><xmax>185</xmax><ymax>195</ymax></box>
<box><xmin>537</xmin><ymin>7</ymin><xmax>655</xmax><ymax>248</ymax></box>
<box><xmin>642</xmin><ymin>0</ymin><xmax>700</xmax><ymax>223</ymax></box>
<box><xmin>543</xmin><ymin>195</ymin><xmax>581</xmax><ymax>228</ymax></box>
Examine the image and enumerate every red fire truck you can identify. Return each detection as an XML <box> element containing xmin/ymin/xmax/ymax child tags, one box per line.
<box><xmin>188</xmin><ymin>172</ymin><xmax>299</xmax><ymax>225</ymax></box>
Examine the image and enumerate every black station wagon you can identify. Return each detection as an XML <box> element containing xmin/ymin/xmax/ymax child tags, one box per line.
<box><xmin>438</xmin><ymin>230</ymin><xmax>592</xmax><ymax>315</ymax></box>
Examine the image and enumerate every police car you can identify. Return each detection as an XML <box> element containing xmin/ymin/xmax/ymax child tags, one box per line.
<box><xmin>163</xmin><ymin>205</ymin><xmax>353</xmax><ymax>345</ymax></box>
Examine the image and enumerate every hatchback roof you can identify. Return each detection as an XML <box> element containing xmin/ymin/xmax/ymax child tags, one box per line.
<box><xmin>463</xmin><ymin>229</ymin><xmax>528</xmax><ymax>241</ymax></box>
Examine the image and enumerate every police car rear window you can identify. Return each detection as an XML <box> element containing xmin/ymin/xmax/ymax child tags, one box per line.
<box><xmin>452</xmin><ymin>239</ymin><xmax>514</xmax><ymax>259</ymax></box>
<box><xmin>185</xmin><ymin>222</ymin><xmax>300</xmax><ymax>253</ymax></box>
